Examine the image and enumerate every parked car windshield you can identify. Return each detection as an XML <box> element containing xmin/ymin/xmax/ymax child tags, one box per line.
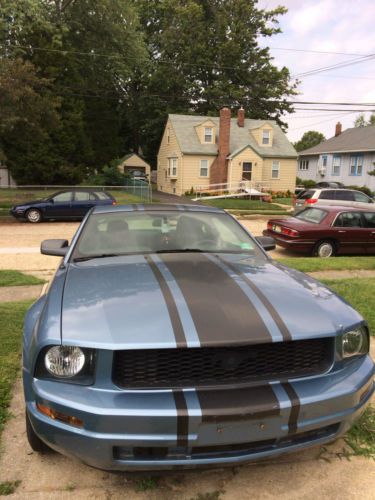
<box><xmin>295</xmin><ymin>207</ymin><xmax>328</xmax><ymax>224</ymax></box>
<box><xmin>71</xmin><ymin>211</ymin><xmax>265</xmax><ymax>260</ymax></box>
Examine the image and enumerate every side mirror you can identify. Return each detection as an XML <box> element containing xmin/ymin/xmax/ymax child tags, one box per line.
<box><xmin>255</xmin><ymin>236</ymin><xmax>276</xmax><ymax>252</ymax></box>
<box><xmin>41</xmin><ymin>239</ymin><xmax>69</xmax><ymax>256</ymax></box>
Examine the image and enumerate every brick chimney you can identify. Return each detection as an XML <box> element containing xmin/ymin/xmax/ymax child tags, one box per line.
<box><xmin>210</xmin><ymin>107</ymin><xmax>231</xmax><ymax>185</ymax></box>
<box><xmin>335</xmin><ymin>122</ymin><xmax>342</xmax><ymax>136</ymax></box>
<box><xmin>237</xmin><ymin>107</ymin><xmax>245</xmax><ymax>127</ymax></box>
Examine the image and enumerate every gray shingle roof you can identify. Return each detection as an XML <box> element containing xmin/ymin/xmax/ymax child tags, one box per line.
<box><xmin>169</xmin><ymin>114</ymin><xmax>297</xmax><ymax>158</ymax></box>
<box><xmin>299</xmin><ymin>125</ymin><xmax>375</xmax><ymax>156</ymax></box>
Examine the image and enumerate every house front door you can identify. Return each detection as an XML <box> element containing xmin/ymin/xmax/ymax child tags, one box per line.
<box><xmin>242</xmin><ymin>162</ymin><xmax>252</xmax><ymax>180</ymax></box>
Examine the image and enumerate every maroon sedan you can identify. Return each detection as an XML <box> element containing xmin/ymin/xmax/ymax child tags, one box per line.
<box><xmin>263</xmin><ymin>206</ymin><xmax>375</xmax><ymax>257</ymax></box>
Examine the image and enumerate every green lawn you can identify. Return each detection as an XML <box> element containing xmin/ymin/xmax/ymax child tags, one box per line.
<box><xmin>0</xmin><ymin>301</ymin><xmax>32</xmax><ymax>439</ymax></box>
<box><xmin>272</xmin><ymin>197</ymin><xmax>293</xmax><ymax>206</ymax></box>
<box><xmin>0</xmin><ymin>270</ymin><xmax>45</xmax><ymax>287</ymax></box>
<box><xmin>201</xmin><ymin>198</ymin><xmax>286</xmax><ymax>211</ymax></box>
<box><xmin>321</xmin><ymin>278</ymin><xmax>375</xmax><ymax>335</ymax></box>
<box><xmin>279</xmin><ymin>256</ymin><xmax>375</xmax><ymax>273</ymax></box>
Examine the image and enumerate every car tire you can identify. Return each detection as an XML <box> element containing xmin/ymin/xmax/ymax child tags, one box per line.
<box><xmin>313</xmin><ymin>240</ymin><xmax>336</xmax><ymax>258</ymax></box>
<box><xmin>25</xmin><ymin>410</ymin><xmax>51</xmax><ymax>453</ymax></box>
<box><xmin>26</xmin><ymin>208</ymin><xmax>42</xmax><ymax>223</ymax></box>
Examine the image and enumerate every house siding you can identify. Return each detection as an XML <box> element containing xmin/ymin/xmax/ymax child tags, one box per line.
<box><xmin>262</xmin><ymin>158</ymin><xmax>297</xmax><ymax>192</ymax></box>
<box><xmin>228</xmin><ymin>147</ymin><xmax>263</xmax><ymax>185</ymax></box>
<box><xmin>298</xmin><ymin>152</ymin><xmax>375</xmax><ymax>190</ymax></box>
<box><xmin>157</xmin><ymin>119</ymin><xmax>184</xmax><ymax>195</ymax></box>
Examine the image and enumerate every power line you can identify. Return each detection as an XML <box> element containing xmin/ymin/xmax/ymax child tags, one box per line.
<box><xmin>294</xmin><ymin>54</ymin><xmax>375</xmax><ymax>78</ymax></box>
<box><xmin>289</xmin><ymin>111</ymin><xmax>359</xmax><ymax>131</ymax></box>
<box><xmin>267</xmin><ymin>46</ymin><xmax>371</xmax><ymax>57</ymax></box>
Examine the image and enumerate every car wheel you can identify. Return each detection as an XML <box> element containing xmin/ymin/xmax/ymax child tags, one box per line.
<box><xmin>26</xmin><ymin>208</ymin><xmax>42</xmax><ymax>223</ymax></box>
<box><xmin>25</xmin><ymin>410</ymin><xmax>51</xmax><ymax>453</ymax></box>
<box><xmin>313</xmin><ymin>240</ymin><xmax>336</xmax><ymax>258</ymax></box>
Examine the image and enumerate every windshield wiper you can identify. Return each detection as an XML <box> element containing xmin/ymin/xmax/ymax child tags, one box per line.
<box><xmin>73</xmin><ymin>253</ymin><xmax>121</xmax><ymax>262</ymax></box>
<box><xmin>156</xmin><ymin>248</ymin><xmax>204</xmax><ymax>254</ymax></box>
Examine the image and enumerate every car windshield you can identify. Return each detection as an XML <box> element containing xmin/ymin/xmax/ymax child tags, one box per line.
<box><xmin>71</xmin><ymin>210</ymin><xmax>265</xmax><ymax>260</ymax></box>
<box><xmin>295</xmin><ymin>207</ymin><xmax>328</xmax><ymax>224</ymax></box>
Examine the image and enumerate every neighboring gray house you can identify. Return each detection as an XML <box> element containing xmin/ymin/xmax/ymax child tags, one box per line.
<box><xmin>298</xmin><ymin>123</ymin><xmax>375</xmax><ymax>190</ymax></box>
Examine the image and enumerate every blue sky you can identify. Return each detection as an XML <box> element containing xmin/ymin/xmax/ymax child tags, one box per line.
<box><xmin>258</xmin><ymin>0</ymin><xmax>375</xmax><ymax>142</ymax></box>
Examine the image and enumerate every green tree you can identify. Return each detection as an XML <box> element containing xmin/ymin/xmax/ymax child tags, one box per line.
<box><xmin>0</xmin><ymin>0</ymin><xmax>146</xmax><ymax>183</ymax></box>
<box><xmin>354</xmin><ymin>113</ymin><xmax>375</xmax><ymax>127</ymax></box>
<box><xmin>293</xmin><ymin>131</ymin><xmax>326</xmax><ymax>152</ymax></box>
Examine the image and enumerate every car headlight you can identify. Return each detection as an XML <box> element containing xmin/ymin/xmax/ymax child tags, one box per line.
<box><xmin>35</xmin><ymin>345</ymin><xmax>96</xmax><ymax>384</ymax></box>
<box><xmin>342</xmin><ymin>327</ymin><xmax>369</xmax><ymax>358</ymax></box>
<box><xmin>45</xmin><ymin>346</ymin><xmax>85</xmax><ymax>377</ymax></box>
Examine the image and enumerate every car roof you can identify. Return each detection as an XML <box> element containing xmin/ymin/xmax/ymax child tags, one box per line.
<box><xmin>303</xmin><ymin>205</ymin><xmax>374</xmax><ymax>213</ymax></box>
<box><xmin>92</xmin><ymin>203</ymin><xmax>224</xmax><ymax>214</ymax></box>
<box><xmin>316</xmin><ymin>188</ymin><xmax>366</xmax><ymax>193</ymax></box>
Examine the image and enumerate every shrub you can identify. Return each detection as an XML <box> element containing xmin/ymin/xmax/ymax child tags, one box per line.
<box><xmin>86</xmin><ymin>164</ymin><xmax>129</xmax><ymax>186</ymax></box>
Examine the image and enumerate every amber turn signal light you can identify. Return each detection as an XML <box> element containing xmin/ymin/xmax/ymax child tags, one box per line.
<box><xmin>37</xmin><ymin>403</ymin><xmax>84</xmax><ymax>428</ymax></box>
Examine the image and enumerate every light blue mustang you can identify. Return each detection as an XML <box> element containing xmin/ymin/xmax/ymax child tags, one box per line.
<box><xmin>23</xmin><ymin>204</ymin><xmax>374</xmax><ymax>470</ymax></box>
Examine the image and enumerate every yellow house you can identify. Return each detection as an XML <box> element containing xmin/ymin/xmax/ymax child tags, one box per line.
<box><xmin>157</xmin><ymin>108</ymin><xmax>297</xmax><ymax>195</ymax></box>
<box><xmin>117</xmin><ymin>153</ymin><xmax>151</xmax><ymax>180</ymax></box>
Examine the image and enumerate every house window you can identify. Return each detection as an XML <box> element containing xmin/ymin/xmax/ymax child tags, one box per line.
<box><xmin>242</xmin><ymin>162</ymin><xmax>252</xmax><ymax>180</ymax></box>
<box><xmin>322</xmin><ymin>155</ymin><xmax>328</xmax><ymax>167</ymax></box>
<box><xmin>271</xmin><ymin>161</ymin><xmax>280</xmax><ymax>179</ymax></box>
<box><xmin>200</xmin><ymin>159</ymin><xmax>209</xmax><ymax>177</ymax></box>
<box><xmin>167</xmin><ymin>128</ymin><xmax>170</xmax><ymax>144</ymax></box>
<box><xmin>332</xmin><ymin>155</ymin><xmax>341</xmax><ymax>176</ymax></box>
<box><xmin>299</xmin><ymin>160</ymin><xmax>309</xmax><ymax>171</ymax></box>
<box><xmin>168</xmin><ymin>158</ymin><xmax>178</xmax><ymax>177</ymax></box>
<box><xmin>349</xmin><ymin>155</ymin><xmax>363</xmax><ymax>176</ymax></box>
<box><xmin>204</xmin><ymin>127</ymin><xmax>213</xmax><ymax>143</ymax></box>
<box><xmin>262</xmin><ymin>130</ymin><xmax>270</xmax><ymax>145</ymax></box>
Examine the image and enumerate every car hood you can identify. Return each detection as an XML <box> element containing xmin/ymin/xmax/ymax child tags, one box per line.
<box><xmin>13</xmin><ymin>199</ymin><xmax>46</xmax><ymax>208</ymax></box>
<box><xmin>61</xmin><ymin>253</ymin><xmax>363</xmax><ymax>349</ymax></box>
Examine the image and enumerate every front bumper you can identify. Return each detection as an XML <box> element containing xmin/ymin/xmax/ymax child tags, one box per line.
<box><xmin>24</xmin><ymin>355</ymin><xmax>374</xmax><ymax>471</ymax></box>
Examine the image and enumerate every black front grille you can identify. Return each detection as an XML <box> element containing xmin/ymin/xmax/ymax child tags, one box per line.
<box><xmin>112</xmin><ymin>338</ymin><xmax>333</xmax><ymax>389</ymax></box>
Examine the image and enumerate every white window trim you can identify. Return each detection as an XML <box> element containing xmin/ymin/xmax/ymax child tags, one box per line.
<box><xmin>204</xmin><ymin>127</ymin><xmax>213</xmax><ymax>143</ymax></box>
<box><xmin>199</xmin><ymin>159</ymin><xmax>209</xmax><ymax>177</ymax></box>
<box><xmin>299</xmin><ymin>159</ymin><xmax>309</xmax><ymax>171</ymax></box>
<box><xmin>262</xmin><ymin>129</ymin><xmax>270</xmax><ymax>145</ymax></box>
<box><xmin>168</xmin><ymin>157</ymin><xmax>178</xmax><ymax>178</ymax></box>
<box><xmin>332</xmin><ymin>155</ymin><xmax>341</xmax><ymax>176</ymax></box>
<box><xmin>271</xmin><ymin>160</ymin><xmax>280</xmax><ymax>179</ymax></box>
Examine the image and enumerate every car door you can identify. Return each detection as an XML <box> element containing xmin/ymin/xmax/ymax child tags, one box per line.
<box><xmin>44</xmin><ymin>191</ymin><xmax>73</xmax><ymax>218</ymax></box>
<box><xmin>332</xmin><ymin>211</ymin><xmax>368</xmax><ymax>254</ymax></box>
<box><xmin>71</xmin><ymin>191</ymin><xmax>97</xmax><ymax>217</ymax></box>
<box><xmin>352</xmin><ymin>191</ymin><xmax>375</xmax><ymax>209</ymax></box>
<box><xmin>362</xmin><ymin>212</ymin><xmax>375</xmax><ymax>254</ymax></box>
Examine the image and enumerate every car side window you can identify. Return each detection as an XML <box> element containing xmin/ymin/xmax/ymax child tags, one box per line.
<box><xmin>335</xmin><ymin>191</ymin><xmax>354</xmax><ymax>201</ymax></box>
<box><xmin>334</xmin><ymin>212</ymin><xmax>363</xmax><ymax>228</ymax></box>
<box><xmin>318</xmin><ymin>190</ymin><xmax>336</xmax><ymax>200</ymax></box>
<box><xmin>363</xmin><ymin>212</ymin><xmax>375</xmax><ymax>228</ymax></box>
<box><xmin>52</xmin><ymin>192</ymin><xmax>72</xmax><ymax>202</ymax></box>
<box><xmin>353</xmin><ymin>191</ymin><xmax>370</xmax><ymax>203</ymax></box>
<box><xmin>74</xmin><ymin>191</ymin><xmax>91</xmax><ymax>201</ymax></box>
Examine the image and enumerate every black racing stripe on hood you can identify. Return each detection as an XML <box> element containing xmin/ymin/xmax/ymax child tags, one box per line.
<box><xmin>145</xmin><ymin>255</ymin><xmax>187</xmax><ymax>347</ymax></box>
<box><xmin>281</xmin><ymin>382</ymin><xmax>300</xmax><ymax>435</ymax></box>
<box><xmin>215</xmin><ymin>255</ymin><xmax>292</xmax><ymax>342</ymax></box>
<box><xmin>173</xmin><ymin>390</ymin><xmax>189</xmax><ymax>447</ymax></box>
<box><xmin>160</xmin><ymin>253</ymin><xmax>272</xmax><ymax>345</ymax></box>
<box><xmin>196</xmin><ymin>385</ymin><xmax>280</xmax><ymax>423</ymax></box>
